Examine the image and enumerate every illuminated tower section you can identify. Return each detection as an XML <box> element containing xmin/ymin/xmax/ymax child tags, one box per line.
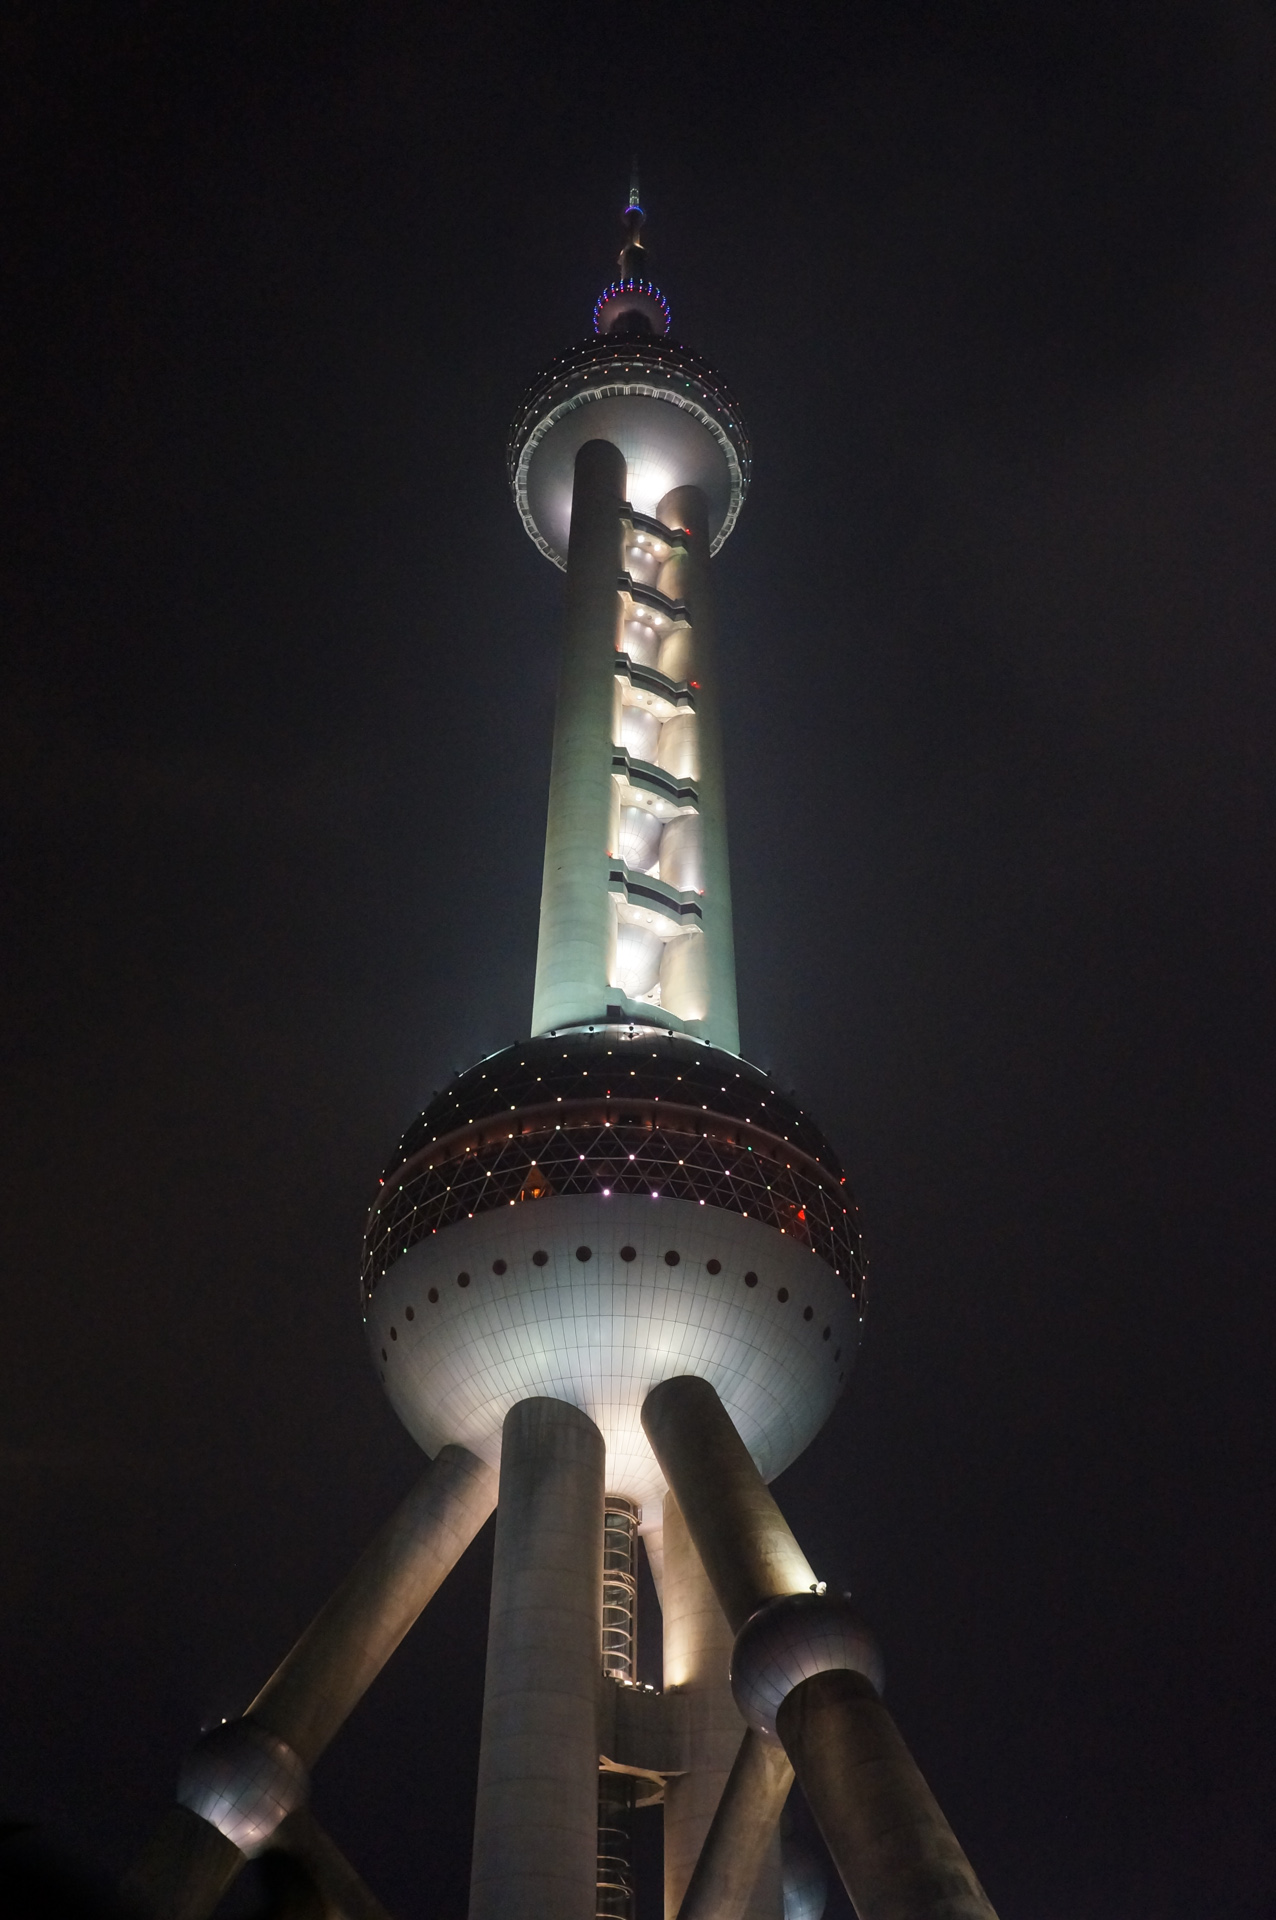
<box><xmin>124</xmin><ymin>186</ymin><xmax>1001</xmax><ymax>1920</ymax></box>
<box><xmin>509</xmin><ymin>185</ymin><xmax>749</xmax><ymax>1045</ymax></box>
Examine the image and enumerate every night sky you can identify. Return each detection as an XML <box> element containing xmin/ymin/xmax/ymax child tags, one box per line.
<box><xmin>3</xmin><ymin>4</ymin><xmax>1276</xmax><ymax>1916</ymax></box>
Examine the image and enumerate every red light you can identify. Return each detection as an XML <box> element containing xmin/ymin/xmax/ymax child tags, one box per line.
<box><xmin>689</xmin><ymin>679</ymin><xmax>700</xmax><ymax>688</ymax></box>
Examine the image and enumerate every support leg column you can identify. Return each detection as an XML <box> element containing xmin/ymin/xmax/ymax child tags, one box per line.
<box><xmin>124</xmin><ymin>1444</ymin><xmax>496</xmax><ymax>1920</ymax></box>
<box><xmin>675</xmin><ymin>1730</ymin><xmax>793</xmax><ymax>1920</ymax></box>
<box><xmin>249</xmin><ymin>1442</ymin><xmax>498</xmax><ymax>1764</ymax></box>
<box><xmin>778</xmin><ymin>1671</ymin><xmax>994</xmax><ymax>1920</ymax></box>
<box><xmin>643</xmin><ymin>1379</ymin><xmax>998</xmax><ymax>1920</ymax></box>
<box><xmin>662</xmin><ymin>1493</ymin><xmax>783</xmax><ymax>1920</ymax></box>
<box><xmin>468</xmin><ymin>1397</ymin><xmax>605</xmax><ymax>1920</ymax></box>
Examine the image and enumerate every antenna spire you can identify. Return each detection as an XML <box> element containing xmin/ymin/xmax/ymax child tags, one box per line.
<box><xmin>620</xmin><ymin>161</ymin><xmax>646</xmax><ymax>275</ymax></box>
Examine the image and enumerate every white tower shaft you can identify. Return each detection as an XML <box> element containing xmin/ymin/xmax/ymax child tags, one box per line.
<box><xmin>531</xmin><ymin>440</ymin><xmax>739</xmax><ymax>1051</ymax></box>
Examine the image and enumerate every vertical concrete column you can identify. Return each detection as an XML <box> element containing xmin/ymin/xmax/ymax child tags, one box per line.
<box><xmin>657</xmin><ymin>484</ymin><xmax>739</xmax><ymax>1056</ymax></box>
<box><xmin>531</xmin><ymin>439</ymin><xmax>627</xmax><ymax>1036</ymax></box>
<box><xmin>643</xmin><ymin>1524</ymin><xmax>666</xmax><ymax>1607</ymax></box>
<box><xmin>469</xmin><ymin>1398</ymin><xmax>606</xmax><ymax>1920</ymax></box>
<box><xmin>663</xmin><ymin>1495</ymin><xmax>781</xmax><ymax>1920</ymax></box>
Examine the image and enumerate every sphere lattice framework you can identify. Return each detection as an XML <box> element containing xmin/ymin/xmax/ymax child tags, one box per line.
<box><xmin>508</xmin><ymin>335</ymin><xmax>751</xmax><ymax>567</ymax></box>
<box><xmin>362</xmin><ymin>1031</ymin><xmax>864</xmax><ymax>1521</ymax></box>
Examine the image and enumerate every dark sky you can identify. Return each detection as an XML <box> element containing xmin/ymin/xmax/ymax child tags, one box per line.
<box><xmin>3</xmin><ymin>3</ymin><xmax>1276</xmax><ymax>1916</ymax></box>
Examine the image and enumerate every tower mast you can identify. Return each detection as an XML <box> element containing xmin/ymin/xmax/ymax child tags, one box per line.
<box><xmin>124</xmin><ymin>186</ymin><xmax>1000</xmax><ymax>1920</ymax></box>
<box><xmin>525</xmin><ymin>190</ymin><xmax>742</xmax><ymax>1048</ymax></box>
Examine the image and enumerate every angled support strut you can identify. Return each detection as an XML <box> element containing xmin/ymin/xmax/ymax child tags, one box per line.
<box><xmin>642</xmin><ymin>1378</ymin><xmax>998</xmax><ymax>1920</ymax></box>
<box><xmin>674</xmin><ymin>1727</ymin><xmax>793</xmax><ymax>1920</ymax></box>
<box><xmin>123</xmin><ymin>1444</ymin><xmax>497</xmax><ymax>1920</ymax></box>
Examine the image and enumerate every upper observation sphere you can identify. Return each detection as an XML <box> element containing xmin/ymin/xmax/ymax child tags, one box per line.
<box><xmin>362</xmin><ymin>1032</ymin><xmax>862</xmax><ymax>1519</ymax></box>
<box><xmin>507</xmin><ymin>192</ymin><xmax>750</xmax><ymax>568</ymax></box>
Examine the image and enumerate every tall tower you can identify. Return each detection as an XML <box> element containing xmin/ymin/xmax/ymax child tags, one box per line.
<box><xmin>125</xmin><ymin>188</ymin><xmax>1000</xmax><ymax>1920</ymax></box>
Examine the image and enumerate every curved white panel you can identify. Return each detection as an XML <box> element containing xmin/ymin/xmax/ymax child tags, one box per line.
<box><xmin>366</xmin><ymin>1195</ymin><xmax>853</xmax><ymax>1526</ymax></box>
<box><xmin>525</xmin><ymin>394</ymin><xmax>735</xmax><ymax>565</ymax></box>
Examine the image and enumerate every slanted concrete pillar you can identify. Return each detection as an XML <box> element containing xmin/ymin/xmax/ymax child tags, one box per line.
<box><xmin>123</xmin><ymin>1445</ymin><xmax>495</xmax><ymax>1920</ymax></box>
<box><xmin>675</xmin><ymin>1729</ymin><xmax>793</xmax><ymax>1920</ymax></box>
<box><xmin>778</xmin><ymin>1672</ymin><xmax>996</xmax><ymax>1920</ymax></box>
<box><xmin>468</xmin><ymin>1398</ymin><xmax>605</xmax><ymax>1920</ymax></box>
<box><xmin>643</xmin><ymin>1377</ymin><xmax>816</xmax><ymax>1632</ymax></box>
<box><xmin>273</xmin><ymin>1806</ymin><xmax>396</xmax><ymax>1920</ymax></box>
<box><xmin>250</xmin><ymin>1443</ymin><xmax>497</xmax><ymax>1764</ymax></box>
<box><xmin>531</xmin><ymin>439</ymin><xmax>627</xmax><ymax>1036</ymax></box>
<box><xmin>122</xmin><ymin>1809</ymin><xmax>244</xmax><ymax>1920</ymax></box>
<box><xmin>643</xmin><ymin>1379</ymin><xmax>998</xmax><ymax>1920</ymax></box>
<box><xmin>662</xmin><ymin>1494</ymin><xmax>782</xmax><ymax>1920</ymax></box>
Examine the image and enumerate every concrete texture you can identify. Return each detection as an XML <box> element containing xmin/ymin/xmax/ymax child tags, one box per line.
<box><xmin>531</xmin><ymin>439</ymin><xmax>627</xmax><ymax>1036</ymax></box>
<box><xmin>273</xmin><ymin>1805</ymin><xmax>396</xmax><ymax>1920</ymax></box>
<box><xmin>120</xmin><ymin>1805</ymin><xmax>245</xmax><ymax>1920</ymax></box>
<box><xmin>249</xmin><ymin>1443</ymin><xmax>496</xmax><ymax>1765</ymax></box>
<box><xmin>675</xmin><ymin>1729</ymin><xmax>794</xmax><ymax>1920</ymax></box>
<box><xmin>662</xmin><ymin>1493</ymin><xmax>782</xmax><ymax>1920</ymax></box>
<box><xmin>777</xmin><ymin>1672</ymin><xmax>998</xmax><ymax>1920</ymax></box>
<box><xmin>468</xmin><ymin>1397</ymin><xmax>605</xmax><ymax>1920</ymax></box>
<box><xmin>642</xmin><ymin>1377</ymin><xmax>817</xmax><ymax>1632</ymax></box>
<box><xmin>123</xmin><ymin>1445</ymin><xmax>494</xmax><ymax>1919</ymax></box>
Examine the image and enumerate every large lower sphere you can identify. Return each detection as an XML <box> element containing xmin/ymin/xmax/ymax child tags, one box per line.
<box><xmin>365</xmin><ymin>1192</ymin><xmax>855</xmax><ymax>1529</ymax></box>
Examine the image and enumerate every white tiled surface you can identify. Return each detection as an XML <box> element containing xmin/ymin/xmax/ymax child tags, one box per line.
<box><xmin>366</xmin><ymin>1194</ymin><xmax>853</xmax><ymax>1526</ymax></box>
<box><xmin>177</xmin><ymin>1721</ymin><xmax>307</xmax><ymax>1855</ymax></box>
<box><xmin>730</xmin><ymin>1595</ymin><xmax>885</xmax><ymax>1739</ymax></box>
